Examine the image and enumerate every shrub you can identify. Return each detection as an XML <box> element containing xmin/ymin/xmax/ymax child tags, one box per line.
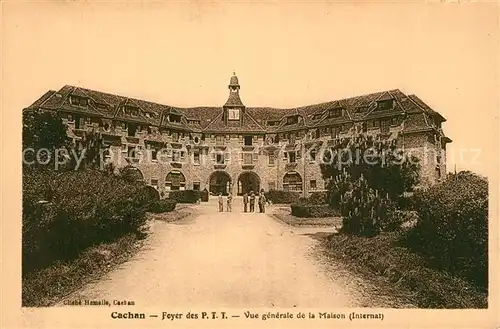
<box><xmin>149</xmin><ymin>199</ymin><xmax>177</xmax><ymax>213</ymax></box>
<box><xmin>22</xmin><ymin>167</ymin><xmax>148</xmax><ymax>274</ymax></box>
<box><xmin>291</xmin><ymin>204</ymin><xmax>340</xmax><ymax>218</ymax></box>
<box><xmin>339</xmin><ymin>174</ymin><xmax>396</xmax><ymax>236</ymax></box>
<box><xmin>403</xmin><ymin>171</ymin><xmax>488</xmax><ymax>289</ymax></box>
<box><xmin>307</xmin><ymin>191</ymin><xmax>327</xmax><ymax>205</ymax></box>
<box><xmin>168</xmin><ymin>190</ymin><xmax>200</xmax><ymax>203</ymax></box>
<box><xmin>200</xmin><ymin>189</ymin><xmax>209</xmax><ymax>202</ymax></box>
<box><xmin>265</xmin><ymin>190</ymin><xmax>300</xmax><ymax>204</ymax></box>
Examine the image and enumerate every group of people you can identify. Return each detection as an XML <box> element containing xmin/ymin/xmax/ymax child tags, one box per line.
<box><xmin>217</xmin><ymin>189</ymin><xmax>267</xmax><ymax>213</ymax></box>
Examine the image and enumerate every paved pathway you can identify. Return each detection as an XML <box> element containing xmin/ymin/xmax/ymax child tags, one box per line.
<box><xmin>57</xmin><ymin>197</ymin><xmax>406</xmax><ymax>308</ymax></box>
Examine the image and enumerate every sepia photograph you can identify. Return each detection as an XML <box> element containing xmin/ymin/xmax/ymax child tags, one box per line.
<box><xmin>1</xmin><ymin>1</ymin><xmax>498</xmax><ymax>328</ymax></box>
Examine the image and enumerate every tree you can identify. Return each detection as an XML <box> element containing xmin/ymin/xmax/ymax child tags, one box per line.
<box><xmin>320</xmin><ymin>132</ymin><xmax>420</xmax><ymax>235</ymax></box>
<box><xmin>22</xmin><ymin>109</ymin><xmax>69</xmax><ymax>167</ymax></box>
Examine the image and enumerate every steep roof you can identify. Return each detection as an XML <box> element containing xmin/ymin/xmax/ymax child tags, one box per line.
<box><xmin>25</xmin><ymin>85</ymin><xmax>446</xmax><ymax>134</ymax></box>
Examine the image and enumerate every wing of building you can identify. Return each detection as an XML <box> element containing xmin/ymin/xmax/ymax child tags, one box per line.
<box><xmin>24</xmin><ymin>73</ymin><xmax>452</xmax><ymax>196</ymax></box>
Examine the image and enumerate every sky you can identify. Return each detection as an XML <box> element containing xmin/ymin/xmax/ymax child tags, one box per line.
<box><xmin>2</xmin><ymin>1</ymin><xmax>498</xmax><ymax>178</ymax></box>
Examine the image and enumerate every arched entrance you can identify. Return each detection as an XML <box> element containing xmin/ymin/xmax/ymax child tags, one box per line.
<box><xmin>209</xmin><ymin>171</ymin><xmax>232</xmax><ymax>195</ymax></box>
<box><xmin>165</xmin><ymin>170</ymin><xmax>186</xmax><ymax>191</ymax></box>
<box><xmin>121</xmin><ymin>166</ymin><xmax>144</xmax><ymax>183</ymax></box>
<box><xmin>237</xmin><ymin>171</ymin><xmax>261</xmax><ymax>195</ymax></box>
<box><xmin>283</xmin><ymin>171</ymin><xmax>303</xmax><ymax>192</ymax></box>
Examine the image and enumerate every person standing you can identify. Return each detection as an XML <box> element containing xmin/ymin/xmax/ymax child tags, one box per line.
<box><xmin>227</xmin><ymin>192</ymin><xmax>233</xmax><ymax>212</ymax></box>
<box><xmin>218</xmin><ymin>192</ymin><xmax>223</xmax><ymax>212</ymax></box>
<box><xmin>243</xmin><ymin>192</ymin><xmax>249</xmax><ymax>212</ymax></box>
<box><xmin>258</xmin><ymin>190</ymin><xmax>267</xmax><ymax>213</ymax></box>
<box><xmin>249</xmin><ymin>191</ymin><xmax>255</xmax><ymax>212</ymax></box>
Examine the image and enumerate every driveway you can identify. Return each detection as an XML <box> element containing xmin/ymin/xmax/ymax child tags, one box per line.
<box><xmin>57</xmin><ymin>197</ymin><xmax>409</xmax><ymax>308</ymax></box>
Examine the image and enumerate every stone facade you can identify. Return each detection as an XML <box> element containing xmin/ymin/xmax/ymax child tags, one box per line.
<box><xmin>25</xmin><ymin>73</ymin><xmax>452</xmax><ymax>197</ymax></box>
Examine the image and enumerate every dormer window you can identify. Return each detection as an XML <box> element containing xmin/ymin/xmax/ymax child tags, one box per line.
<box><xmin>376</xmin><ymin>99</ymin><xmax>394</xmax><ymax>111</ymax></box>
<box><xmin>69</xmin><ymin>96</ymin><xmax>88</xmax><ymax>108</ymax></box>
<box><xmin>96</xmin><ymin>103</ymin><xmax>108</xmax><ymax>110</ymax></box>
<box><xmin>328</xmin><ymin>107</ymin><xmax>342</xmax><ymax>118</ymax></box>
<box><xmin>188</xmin><ymin>120</ymin><xmax>200</xmax><ymax>125</ymax></box>
<box><xmin>313</xmin><ymin>114</ymin><xmax>323</xmax><ymax>120</ymax></box>
<box><xmin>286</xmin><ymin>116</ymin><xmax>298</xmax><ymax>125</ymax></box>
<box><xmin>169</xmin><ymin>114</ymin><xmax>182</xmax><ymax>123</ymax></box>
<box><xmin>267</xmin><ymin>120</ymin><xmax>279</xmax><ymax>126</ymax></box>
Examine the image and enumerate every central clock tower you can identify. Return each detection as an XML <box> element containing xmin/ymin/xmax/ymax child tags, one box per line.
<box><xmin>223</xmin><ymin>71</ymin><xmax>245</xmax><ymax>126</ymax></box>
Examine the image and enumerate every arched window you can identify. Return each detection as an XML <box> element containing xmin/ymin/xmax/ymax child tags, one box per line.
<box><xmin>165</xmin><ymin>171</ymin><xmax>186</xmax><ymax>191</ymax></box>
<box><xmin>283</xmin><ymin>171</ymin><xmax>303</xmax><ymax>192</ymax></box>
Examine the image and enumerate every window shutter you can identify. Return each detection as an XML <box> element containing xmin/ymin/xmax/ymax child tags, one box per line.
<box><xmin>224</xmin><ymin>152</ymin><xmax>230</xmax><ymax>160</ymax></box>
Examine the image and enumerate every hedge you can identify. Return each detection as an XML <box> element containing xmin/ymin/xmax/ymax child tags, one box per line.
<box><xmin>403</xmin><ymin>171</ymin><xmax>488</xmax><ymax>289</ymax></box>
<box><xmin>264</xmin><ymin>190</ymin><xmax>300</xmax><ymax>204</ymax></box>
<box><xmin>168</xmin><ymin>190</ymin><xmax>201</xmax><ymax>203</ymax></box>
<box><xmin>149</xmin><ymin>199</ymin><xmax>177</xmax><ymax>213</ymax></box>
<box><xmin>291</xmin><ymin>204</ymin><xmax>340</xmax><ymax>218</ymax></box>
<box><xmin>22</xmin><ymin>167</ymin><xmax>156</xmax><ymax>274</ymax></box>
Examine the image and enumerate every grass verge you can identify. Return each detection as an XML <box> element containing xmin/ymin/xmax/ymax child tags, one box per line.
<box><xmin>22</xmin><ymin>209</ymin><xmax>191</xmax><ymax>307</ymax></box>
<box><xmin>272</xmin><ymin>212</ymin><xmax>342</xmax><ymax>227</ymax></box>
<box><xmin>323</xmin><ymin>231</ymin><xmax>488</xmax><ymax>308</ymax></box>
<box><xmin>22</xmin><ymin>232</ymin><xmax>143</xmax><ymax>307</ymax></box>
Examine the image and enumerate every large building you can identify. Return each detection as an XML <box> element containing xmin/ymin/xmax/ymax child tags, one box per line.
<box><xmin>25</xmin><ymin>73</ymin><xmax>451</xmax><ymax>196</ymax></box>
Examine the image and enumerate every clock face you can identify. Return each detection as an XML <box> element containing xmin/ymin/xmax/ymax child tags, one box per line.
<box><xmin>228</xmin><ymin>109</ymin><xmax>240</xmax><ymax>120</ymax></box>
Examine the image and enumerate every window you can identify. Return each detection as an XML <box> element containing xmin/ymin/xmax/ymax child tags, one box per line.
<box><xmin>328</xmin><ymin>108</ymin><xmax>342</xmax><ymax>118</ymax></box>
<box><xmin>376</xmin><ymin>99</ymin><xmax>394</xmax><ymax>111</ymax></box>
<box><xmin>180</xmin><ymin>151</ymin><xmax>185</xmax><ymax>161</ymax></box>
<box><xmin>331</xmin><ymin>126</ymin><xmax>341</xmax><ymax>138</ymax></box>
<box><xmin>85</xmin><ymin>117</ymin><xmax>92</xmax><ymax>125</ymax></box>
<box><xmin>269</xmin><ymin>154</ymin><xmax>275</xmax><ymax>165</ymax></box>
<box><xmin>216</xmin><ymin>153</ymin><xmax>224</xmax><ymax>164</ymax></box>
<box><xmin>127</xmin><ymin>146</ymin><xmax>136</xmax><ymax>158</ymax></box>
<box><xmin>243</xmin><ymin>153</ymin><xmax>253</xmax><ymax>165</ymax></box>
<box><xmin>172</xmin><ymin>151</ymin><xmax>180</xmax><ymax>162</ymax></box>
<box><xmin>373</xmin><ymin>120</ymin><xmax>380</xmax><ymax>128</ymax></box>
<box><xmin>267</xmin><ymin>120</ymin><xmax>278</xmax><ymax>126</ymax></box>
<box><xmin>193</xmin><ymin>182</ymin><xmax>200</xmax><ymax>191</ymax></box>
<box><xmin>310</xmin><ymin>150</ymin><xmax>317</xmax><ymax>162</ymax></box>
<box><xmin>216</xmin><ymin>135</ymin><xmax>224</xmax><ymax>145</ymax></box>
<box><xmin>392</xmin><ymin>117</ymin><xmax>399</xmax><ymax>125</ymax></box>
<box><xmin>289</xmin><ymin>152</ymin><xmax>296</xmax><ymax>163</ymax></box>
<box><xmin>381</xmin><ymin>119</ymin><xmax>391</xmax><ymax>133</ymax></box>
<box><xmin>70</xmin><ymin>96</ymin><xmax>88</xmax><ymax>107</ymax></box>
<box><xmin>151</xmin><ymin>179</ymin><xmax>159</xmax><ymax>190</ymax></box>
<box><xmin>284</xmin><ymin>152</ymin><xmax>288</xmax><ymax>159</ymax></box>
<box><xmin>151</xmin><ymin>148</ymin><xmax>158</xmax><ymax>161</ymax></box>
<box><xmin>310</xmin><ymin>180</ymin><xmax>317</xmax><ymax>190</ymax></box>
<box><xmin>169</xmin><ymin>114</ymin><xmax>181</xmax><ymax>123</ymax></box>
<box><xmin>194</xmin><ymin>150</ymin><xmax>200</xmax><ymax>164</ymax></box>
<box><xmin>128</xmin><ymin>123</ymin><xmax>137</xmax><ymax>137</ymax></box>
<box><xmin>283</xmin><ymin>172</ymin><xmax>302</xmax><ymax>192</ymax></box>
<box><xmin>67</xmin><ymin>114</ymin><xmax>74</xmax><ymax>122</ymax></box>
<box><xmin>165</xmin><ymin>171</ymin><xmax>186</xmax><ymax>191</ymax></box>
<box><xmin>286</xmin><ymin>116</ymin><xmax>298</xmax><ymax>125</ymax></box>
<box><xmin>268</xmin><ymin>181</ymin><xmax>276</xmax><ymax>191</ymax></box>
<box><xmin>244</xmin><ymin>136</ymin><xmax>253</xmax><ymax>146</ymax></box>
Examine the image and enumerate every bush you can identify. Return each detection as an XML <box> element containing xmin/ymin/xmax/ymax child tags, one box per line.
<box><xmin>339</xmin><ymin>174</ymin><xmax>396</xmax><ymax>237</ymax></box>
<box><xmin>168</xmin><ymin>190</ymin><xmax>200</xmax><ymax>203</ymax></box>
<box><xmin>200</xmin><ymin>189</ymin><xmax>209</xmax><ymax>202</ymax></box>
<box><xmin>306</xmin><ymin>191</ymin><xmax>327</xmax><ymax>205</ymax></box>
<box><xmin>265</xmin><ymin>190</ymin><xmax>300</xmax><ymax>204</ymax></box>
<box><xmin>149</xmin><ymin>199</ymin><xmax>177</xmax><ymax>213</ymax></box>
<box><xmin>291</xmin><ymin>204</ymin><xmax>340</xmax><ymax>218</ymax></box>
<box><xmin>22</xmin><ymin>167</ymin><xmax>149</xmax><ymax>274</ymax></box>
<box><xmin>403</xmin><ymin>171</ymin><xmax>488</xmax><ymax>289</ymax></box>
